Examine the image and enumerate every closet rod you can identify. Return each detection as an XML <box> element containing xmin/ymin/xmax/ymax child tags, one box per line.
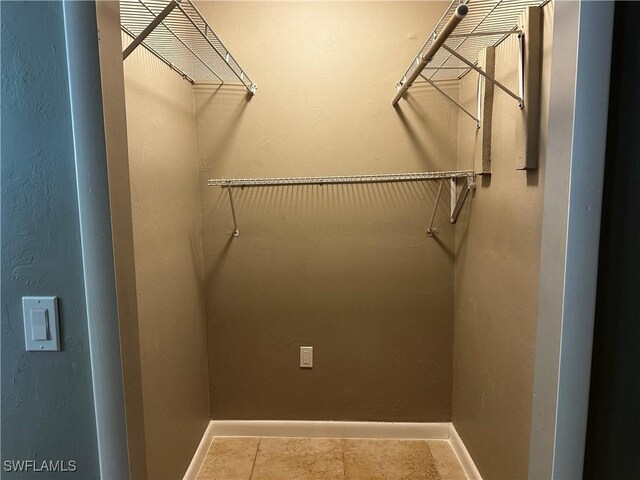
<box><xmin>392</xmin><ymin>2</ymin><xmax>469</xmax><ymax>106</ymax></box>
<box><xmin>208</xmin><ymin>170</ymin><xmax>475</xmax><ymax>188</ymax></box>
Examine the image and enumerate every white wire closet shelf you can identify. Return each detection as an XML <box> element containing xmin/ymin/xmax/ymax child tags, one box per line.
<box><xmin>120</xmin><ymin>0</ymin><xmax>256</xmax><ymax>93</ymax></box>
<box><xmin>207</xmin><ymin>170</ymin><xmax>475</xmax><ymax>187</ymax></box>
<box><xmin>393</xmin><ymin>0</ymin><xmax>547</xmax><ymax>105</ymax></box>
<box><xmin>208</xmin><ymin>171</ymin><xmax>476</xmax><ymax>238</ymax></box>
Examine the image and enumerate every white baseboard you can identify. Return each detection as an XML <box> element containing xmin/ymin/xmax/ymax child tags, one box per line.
<box><xmin>183</xmin><ymin>420</ymin><xmax>481</xmax><ymax>480</ymax></box>
<box><xmin>449</xmin><ymin>423</ymin><xmax>482</xmax><ymax>480</ymax></box>
<box><xmin>183</xmin><ymin>421</ymin><xmax>216</xmax><ymax>480</ymax></box>
<box><xmin>210</xmin><ymin>420</ymin><xmax>451</xmax><ymax>440</ymax></box>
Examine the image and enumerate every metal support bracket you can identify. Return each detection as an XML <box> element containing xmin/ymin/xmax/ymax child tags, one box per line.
<box><xmin>518</xmin><ymin>32</ymin><xmax>525</xmax><ymax>103</ymax></box>
<box><xmin>441</xmin><ymin>43</ymin><xmax>524</xmax><ymax>108</ymax></box>
<box><xmin>420</xmin><ymin>74</ymin><xmax>480</xmax><ymax>127</ymax></box>
<box><xmin>225</xmin><ymin>187</ymin><xmax>239</xmax><ymax>237</ymax></box>
<box><xmin>450</xmin><ymin>176</ymin><xmax>476</xmax><ymax>224</ymax></box>
<box><xmin>427</xmin><ymin>180</ymin><xmax>445</xmax><ymax>237</ymax></box>
<box><xmin>123</xmin><ymin>0</ymin><xmax>178</xmax><ymax>60</ymax></box>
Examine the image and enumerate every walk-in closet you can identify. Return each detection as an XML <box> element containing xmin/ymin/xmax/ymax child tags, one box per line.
<box><xmin>92</xmin><ymin>0</ymin><xmax>581</xmax><ymax>478</ymax></box>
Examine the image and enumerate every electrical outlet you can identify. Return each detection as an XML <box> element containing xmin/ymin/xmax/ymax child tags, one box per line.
<box><xmin>300</xmin><ymin>346</ymin><xmax>313</xmax><ymax>368</ymax></box>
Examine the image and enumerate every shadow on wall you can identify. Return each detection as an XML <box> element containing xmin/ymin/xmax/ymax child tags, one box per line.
<box><xmin>205</xmin><ymin>180</ymin><xmax>455</xmax><ymax>285</ymax></box>
<box><xmin>454</xmin><ymin>189</ymin><xmax>474</xmax><ymax>259</ymax></box>
<box><xmin>189</xmin><ymin>228</ymin><xmax>206</xmax><ymax>289</ymax></box>
<box><xmin>195</xmin><ymin>86</ymin><xmax>252</xmax><ymax>173</ymax></box>
<box><xmin>393</xmin><ymin>80</ymin><xmax>461</xmax><ymax>170</ymax></box>
<box><xmin>526</xmin><ymin>166</ymin><xmax>539</xmax><ymax>187</ymax></box>
<box><xmin>123</xmin><ymin>35</ymin><xmax>196</xmax><ymax>113</ymax></box>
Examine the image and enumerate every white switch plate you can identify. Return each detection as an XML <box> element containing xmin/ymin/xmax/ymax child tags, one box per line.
<box><xmin>22</xmin><ymin>296</ymin><xmax>60</xmax><ymax>351</ymax></box>
<box><xmin>300</xmin><ymin>346</ymin><xmax>313</xmax><ymax>368</ymax></box>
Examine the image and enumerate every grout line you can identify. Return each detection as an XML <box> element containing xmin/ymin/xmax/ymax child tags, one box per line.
<box><xmin>342</xmin><ymin>438</ymin><xmax>347</xmax><ymax>478</ymax></box>
<box><xmin>248</xmin><ymin>438</ymin><xmax>261</xmax><ymax>479</ymax></box>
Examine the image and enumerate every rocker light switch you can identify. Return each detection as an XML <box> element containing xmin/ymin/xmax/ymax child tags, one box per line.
<box><xmin>31</xmin><ymin>308</ymin><xmax>49</xmax><ymax>341</ymax></box>
<box><xmin>22</xmin><ymin>297</ymin><xmax>60</xmax><ymax>351</ymax></box>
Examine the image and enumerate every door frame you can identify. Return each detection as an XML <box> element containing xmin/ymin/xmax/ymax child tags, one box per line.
<box><xmin>69</xmin><ymin>1</ymin><xmax>615</xmax><ymax>478</ymax></box>
<box><xmin>528</xmin><ymin>1</ymin><xmax>615</xmax><ymax>479</ymax></box>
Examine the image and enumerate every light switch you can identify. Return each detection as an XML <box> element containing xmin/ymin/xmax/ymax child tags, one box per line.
<box><xmin>22</xmin><ymin>297</ymin><xmax>60</xmax><ymax>351</ymax></box>
<box><xmin>30</xmin><ymin>308</ymin><xmax>49</xmax><ymax>341</ymax></box>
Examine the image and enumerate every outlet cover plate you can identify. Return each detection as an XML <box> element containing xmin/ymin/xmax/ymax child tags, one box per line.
<box><xmin>300</xmin><ymin>346</ymin><xmax>313</xmax><ymax>368</ymax></box>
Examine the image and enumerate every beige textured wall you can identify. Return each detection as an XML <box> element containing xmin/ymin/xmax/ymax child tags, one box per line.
<box><xmin>195</xmin><ymin>0</ymin><xmax>458</xmax><ymax>421</ymax></box>
<box><xmin>123</xmin><ymin>42</ymin><xmax>210</xmax><ymax>479</ymax></box>
<box><xmin>452</xmin><ymin>3</ymin><xmax>554</xmax><ymax>479</ymax></box>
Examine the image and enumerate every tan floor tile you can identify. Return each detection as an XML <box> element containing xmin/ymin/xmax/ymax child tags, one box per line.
<box><xmin>251</xmin><ymin>437</ymin><xmax>345</xmax><ymax>480</ymax></box>
<box><xmin>197</xmin><ymin>437</ymin><xmax>259</xmax><ymax>480</ymax></box>
<box><xmin>343</xmin><ymin>439</ymin><xmax>440</xmax><ymax>480</ymax></box>
<box><xmin>426</xmin><ymin>441</ymin><xmax>467</xmax><ymax>480</ymax></box>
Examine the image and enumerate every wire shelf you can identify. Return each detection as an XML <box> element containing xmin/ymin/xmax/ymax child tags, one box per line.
<box><xmin>398</xmin><ymin>0</ymin><xmax>547</xmax><ymax>84</ymax></box>
<box><xmin>120</xmin><ymin>0</ymin><xmax>256</xmax><ymax>91</ymax></box>
<box><xmin>208</xmin><ymin>170</ymin><xmax>475</xmax><ymax>188</ymax></box>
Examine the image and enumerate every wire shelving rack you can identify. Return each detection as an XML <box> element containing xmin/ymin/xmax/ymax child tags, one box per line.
<box><xmin>208</xmin><ymin>171</ymin><xmax>476</xmax><ymax>237</ymax></box>
<box><xmin>393</xmin><ymin>0</ymin><xmax>548</xmax><ymax>106</ymax></box>
<box><xmin>207</xmin><ymin>170</ymin><xmax>475</xmax><ymax>188</ymax></box>
<box><xmin>120</xmin><ymin>0</ymin><xmax>256</xmax><ymax>93</ymax></box>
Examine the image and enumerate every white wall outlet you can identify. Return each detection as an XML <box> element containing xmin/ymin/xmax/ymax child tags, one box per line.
<box><xmin>300</xmin><ymin>346</ymin><xmax>313</xmax><ymax>368</ymax></box>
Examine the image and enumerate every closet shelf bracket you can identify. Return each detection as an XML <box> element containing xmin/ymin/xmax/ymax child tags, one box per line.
<box><xmin>226</xmin><ymin>187</ymin><xmax>240</xmax><ymax>237</ymax></box>
<box><xmin>427</xmin><ymin>180</ymin><xmax>445</xmax><ymax>237</ymax></box>
<box><xmin>427</xmin><ymin>176</ymin><xmax>476</xmax><ymax>235</ymax></box>
<box><xmin>450</xmin><ymin>176</ymin><xmax>476</xmax><ymax>224</ymax></box>
<box><xmin>440</xmin><ymin>44</ymin><xmax>523</xmax><ymax>109</ymax></box>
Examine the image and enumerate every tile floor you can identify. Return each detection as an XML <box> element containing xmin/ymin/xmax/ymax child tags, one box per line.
<box><xmin>196</xmin><ymin>437</ymin><xmax>468</xmax><ymax>480</ymax></box>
